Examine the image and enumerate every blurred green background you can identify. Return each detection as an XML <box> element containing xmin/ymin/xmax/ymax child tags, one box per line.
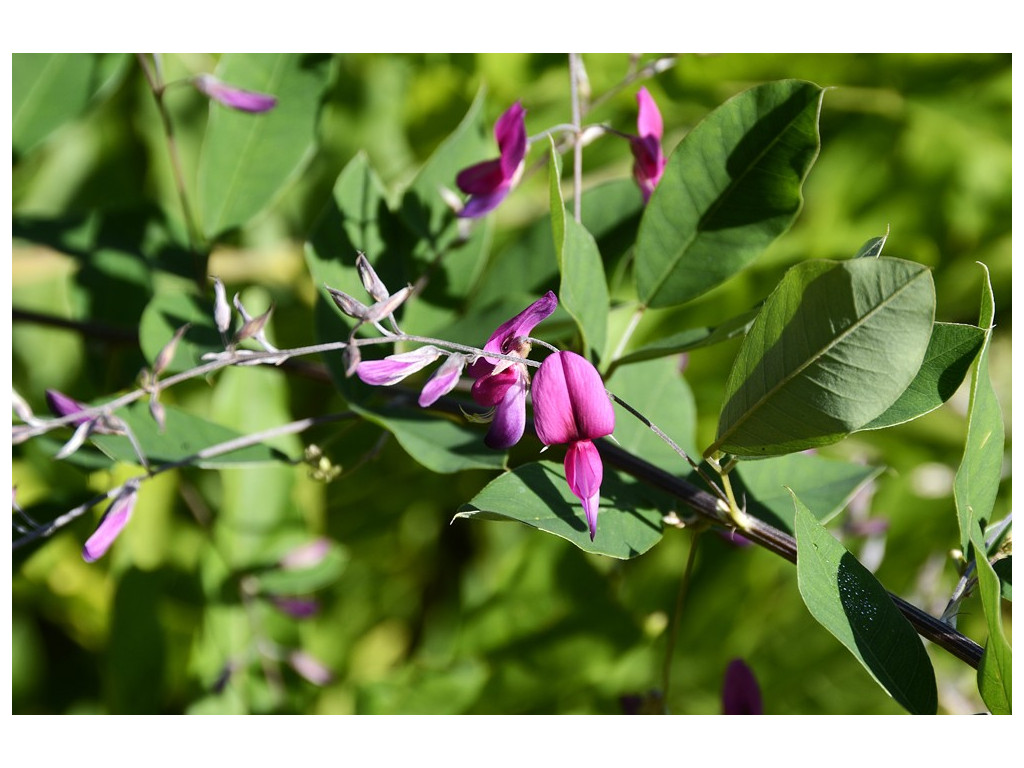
<box><xmin>12</xmin><ymin>53</ymin><xmax>1011</xmax><ymax>714</ymax></box>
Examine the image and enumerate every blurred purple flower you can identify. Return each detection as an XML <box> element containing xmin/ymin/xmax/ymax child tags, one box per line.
<box><xmin>722</xmin><ymin>658</ymin><xmax>763</xmax><ymax>715</ymax></box>
<box><xmin>278</xmin><ymin>538</ymin><xmax>331</xmax><ymax>570</ymax></box>
<box><xmin>289</xmin><ymin>650</ymin><xmax>333</xmax><ymax>686</ymax></box>
<box><xmin>630</xmin><ymin>87</ymin><xmax>667</xmax><ymax>203</ymax></box>
<box><xmin>193</xmin><ymin>74</ymin><xmax>277</xmax><ymax>113</ymax></box>
<box><xmin>532</xmin><ymin>351</ymin><xmax>615</xmax><ymax>540</ymax></box>
<box><xmin>270</xmin><ymin>596</ymin><xmax>320</xmax><ymax>619</ymax></box>
<box><xmin>467</xmin><ymin>291</ymin><xmax>558</xmax><ymax>449</ymax></box>
<box><xmin>83</xmin><ymin>483</ymin><xmax>139</xmax><ymax>562</ymax></box>
<box><xmin>456</xmin><ymin>101</ymin><xmax>527</xmax><ymax>217</ymax></box>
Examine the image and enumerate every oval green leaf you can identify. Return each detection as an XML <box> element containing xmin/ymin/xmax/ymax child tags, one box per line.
<box><xmin>635</xmin><ymin>80</ymin><xmax>824</xmax><ymax>308</ymax></box>
<box><xmin>455</xmin><ymin>462</ymin><xmax>665</xmax><ymax>559</ymax></box>
<box><xmin>709</xmin><ymin>257</ymin><xmax>935</xmax><ymax>458</ymax></box>
<box><xmin>198</xmin><ymin>53</ymin><xmax>329</xmax><ymax>239</ymax></box>
<box><xmin>794</xmin><ymin>492</ymin><xmax>937</xmax><ymax>714</ymax></box>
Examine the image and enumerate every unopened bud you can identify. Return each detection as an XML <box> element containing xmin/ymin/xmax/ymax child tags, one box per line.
<box><xmin>344</xmin><ymin>344</ymin><xmax>361</xmax><ymax>377</ymax></box>
<box><xmin>212</xmin><ymin>277</ymin><xmax>232</xmax><ymax>335</ymax></box>
<box><xmin>149</xmin><ymin>397</ymin><xmax>166</xmax><ymax>432</ymax></box>
<box><xmin>364</xmin><ymin>285</ymin><xmax>412</xmax><ymax>325</ymax></box>
<box><xmin>232</xmin><ymin>302</ymin><xmax>273</xmax><ymax>346</ymax></box>
<box><xmin>12</xmin><ymin>390</ymin><xmax>36</xmax><ymax>424</ymax></box>
<box><xmin>355</xmin><ymin>252</ymin><xmax>390</xmax><ymax>302</ymax></box>
<box><xmin>83</xmin><ymin>481</ymin><xmax>140</xmax><ymax>562</ymax></box>
<box><xmin>152</xmin><ymin>324</ymin><xmax>192</xmax><ymax>376</ymax></box>
<box><xmin>325</xmin><ymin>286</ymin><xmax>369</xmax><ymax>320</ymax></box>
<box><xmin>55</xmin><ymin>419</ymin><xmax>96</xmax><ymax>460</ymax></box>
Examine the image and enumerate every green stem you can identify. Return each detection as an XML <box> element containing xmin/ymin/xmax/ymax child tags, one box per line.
<box><xmin>662</xmin><ymin>530</ymin><xmax>702</xmax><ymax>702</ymax></box>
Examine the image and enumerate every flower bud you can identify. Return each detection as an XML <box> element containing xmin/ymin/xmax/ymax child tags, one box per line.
<box><xmin>83</xmin><ymin>482</ymin><xmax>140</xmax><ymax>562</ymax></box>
<box><xmin>326</xmin><ymin>286</ymin><xmax>370</xmax><ymax>320</ymax></box>
<box><xmin>193</xmin><ymin>74</ymin><xmax>278</xmax><ymax>114</ymax></box>
<box><xmin>355</xmin><ymin>252</ymin><xmax>390</xmax><ymax>302</ymax></box>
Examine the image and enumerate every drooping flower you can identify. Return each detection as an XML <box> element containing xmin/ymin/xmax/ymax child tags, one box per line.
<box><xmin>467</xmin><ymin>291</ymin><xmax>558</xmax><ymax>449</ymax></box>
<box><xmin>531</xmin><ymin>350</ymin><xmax>615</xmax><ymax>540</ymax></box>
<box><xmin>630</xmin><ymin>87</ymin><xmax>667</xmax><ymax>202</ymax></box>
<box><xmin>193</xmin><ymin>74</ymin><xmax>278</xmax><ymax>113</ymax></box>
<box><xmin>722</xmin><ymin>658</ymin><xmax>763</xmax><ymax>715</ymax></box>
<box><xmin>357</xmin><ymin>346</ymin><xmax>443</xmax><ymax>387</ymax></box>
<box><xmin>456</xmin><ymin>101</ymin><xmax>527</xmax><ymax>218</ymax></box>
<box><xmin>83</xmin><ymin>483</ymin><xmax>140</xmax><ymax>562</ymax></box>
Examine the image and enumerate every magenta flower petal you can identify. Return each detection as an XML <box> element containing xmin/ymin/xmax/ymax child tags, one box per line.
<box><xmin>636</xmin><ymin>87</ymin><xmax>663</xmax><ymax>141</ymax></box>
<box><xmin>83</xmin><ymin>485</ymin><xmax>138</xmax><ymax>562</ymax></box>
<box><xmin>455</xmin><ymin>101</ymin><xmax>527</xmax><ymax>218</ymax></box>
<box><xmin>532</xmin><ymin>351</ymin><xmax>615</xmax><ymax>445</ymax></box>
<box><xmin>418</xmin><ymin>355</ymin><xmax>465</xmax><ymax>407</ymax></box>
<box><xmin>565</xmin><ymin>440</ymin><xmax>603</xmax><ymax>540</ymax></box>
<box><xmin>722</xmin><ymin>659</ymin><xmax>763</xmax><ymax>715</ymax></box>
<box><xmin>356</xmin><ymin>346</ymin><xmax>441</xmax><ymax>387</ymax></box>
<box><xmin>468</xmin><ymin>291</ymin><xmax>558</xmax><ymax>377</ymax></box>
<box><xmin>471</xmin><ymin>366</ymin><xmax>518</xmax><ymax>407</ymax></box>
<box><xmin>45</xmin><ymin>389</ymin><xmax>90</xmax><ymax>426</ymax></box>
<box><xmin>630</xmin><ymin>87</ymin><xmax>667</xmax><ymax>202</ymax></box>
<box><xmin>485</xmin><ymin>374</ymin><xmax>527</xmax><ymax>449</ymax></box>
<box><xmin>456</xmin><ymin>158</ymin><xmax>506</xmax><ymax>195</ymax></box>
<box><xmin>494</xmin><ymin>101</ymin><xmax>528</xmax><ymax>179</ymax></box>
<box><xmin>194</xmin><ymin>74</ymin><xmax>278</xmax><ymax>113</ymax></box>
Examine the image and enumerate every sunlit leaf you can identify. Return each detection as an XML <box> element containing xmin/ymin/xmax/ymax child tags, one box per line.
<box><xmin>198</xmin><ymin>53</ymin><xmax>330</xmax><ymax>239</ymax></box>
<box><xmin>709</xmin><ymin>257</ymin><xmax>935</xmax><ymax>458</ymax></box>
<box><xmin>455</xmin><ymin>461</ymin><xmax>666</xmax><ymax>559</ymax></box>
<box><xmin>794</xmin><ymin>492</ymin><xmax>937</xmax><ymax>714</ymax></box>
<box><xmin>636</xmin><ymin>80</ymin><xmax>824</xmax><ymax>308</ymax></box>
<box><xmin>860</xmin><ymin>322</ymin><xmax>985</xmax><ymax>430</ymax></box>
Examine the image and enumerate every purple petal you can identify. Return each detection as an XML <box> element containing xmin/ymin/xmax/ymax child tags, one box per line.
<box><xmin>419</xmin><ymin>355</ymin><xmax>466</xmax><ymax>407</ymax></box>
<box><xmin>636</xmin><ymin>87</ymin><xmax>663</xmax><ymax>141</ymax></box>
<box><xmin>45</xmin><ymin>389</ymin><xmax>90</xmax><ymax>426</ymax></box>
<box><xmin>494</xmin><ymin>101</ymin><xmax>527</xmax><ymax>179</ymax></box>
<box><xmin>456</xmin><ymin>158</ymin><xmax>506</xmax><ymax>195</ymax></box>
<box><xmin>631</xmin><ymin>135</ymin><xmax>666</xmax><ymax>203</ymax></box>
<box><xmin>471</xmin><ymin>366</ymin><xmax>519</xmax><ymax>407</ymax></box>
<box><xmin>532</xmin><ymin>351</ymin><xmax>614</xmax><ymax>445</ymax></box>
<box><xmin>485</xmin><ymin>374</ymin><xmax>527</xmax><ymax>450</ymax></box>
<box><xmin>194</xmin><ymin>74</ymin><xmax>277</xmax><ymax>113</ymax></box>
<box><xmin>279</xmin><ymin>538</ymin><xmax>331</xmax><ymax>569</ymax></box>
<box><xmin>474</xmin><ymin>292</ymin><xmax>559</xmax><ymax>368</ymax></box>
<box><xmin>458</xmin><ymin>187</ymin><xmax>512</xmax><ymax>219</ymax></box>
<box><xmin>722</xmin><ymin>659</ymin><xmax>763</xmax><ymax>714</ymax></box>
<box><xmin>565</xmin><ymin>440</ymin><xmax>603</xmax><ymax>540</ymax></box>
<box><xmin>270</xmin><ymin>596</ymin><xmax>320</xmax><ymax>619</ymax></box>
<box><xmin>83</xmin><ymin>486</ymin><xmax>138</xmax><ymax>562</ymax></box>
<box><xmin>288</xmin><ymin>651</ymin><xmax>333</xmax><ymax>686</ymax></box>
<box><xmin>356</xmin><ymin>346</ymin><xmax>441</xmax><ymax>386</ymax></box>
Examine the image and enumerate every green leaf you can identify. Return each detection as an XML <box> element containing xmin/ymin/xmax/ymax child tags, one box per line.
<box><xmin>549</xmin><ymin>140</ymin><xmax>609</xmax><ymax>362</ymax></box>
<box><xmin>854</xmin><ymin>230</ymin><xmax>889</xmax><ymax>259</ymax></box>
<box><xmin>709</xmin><ymin>257</ymin><xmax>935</xmax><ymax>458</ymax></box>
<box><xmin>793</xmin><ymin>492</ymin><xmax>937</xmax><ymax>714</ymax></box>
<box><xmin>636</xmin><ymin>80</ymin><xmax>824</xmax><ymax>308</ymax></box>
<box><xmin>612</xmin><ymin>309</ymin><xmax>757</xmax><ymax>368</ymax></box>
<box><xmin>139</xmin><ymin>291</ymin><xmax>222</xmax><ymax>375</ymax></box>
<box><xmin>860</xmin><ymin>322</ymin><xmax>985</xmax><ymax>430</ymax></box>
<box><xmin>954</xmin><ymin>263</ymin><xmax>1005</xmax><ymax>555</ymax></box>
<box><xmin>256</xmin><ymin>543</ymin><xmax>348</xmax><ymax>595</ymax></box>
<box><xmin>91</xmin><ymin>401</ymin><xmax>286</xmax><ymax>467</ymax></box>
<box><xmin>454</xmin><ymin>462</ymin><xmax>665</xmax><ymax>559</ymax></box>
<box><xmin>993</xmin><ymin>556</ymin><xmax>1012</xmax><ymax>601</ymax></box>
<box><xmin>734</xmin><ymin>453</ymin><xmax>882</xmax><ymax>533</ymax></box>
<box><xmin>606</xmin><ymin>357</ymin><xmax>697</xmax><ymax>474</ymax></box>
<box><xmin>975</xmin><ymin>542</ymin><xmax>1012</xmax><ymax>714</ymax></box>
<box><xmin>13</xmin><ymin>53</ymin><xmax>128</xmax><ymax>157</ymax></box>
<box><xmin>198</xmin><ymin>53</ymin><xmax>329</xmax><ymax>239</ymax></box>
<box><xmin>353</xmin><ymin>405</ymin><xmax>506</xmax><ymax>474</ymax></box>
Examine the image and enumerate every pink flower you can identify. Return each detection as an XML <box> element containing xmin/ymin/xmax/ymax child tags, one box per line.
<box><xmin>193</xmin><ymin>74</ymin><xmax>278</xmax><ymax>114</ymax></box>
<box><xmin>456</xmin><ymin>102</ymin><xmax>527</xmax><ymax>218</ymax></box>
<box><xmin>722</xmin><ymin>659</ymin><xmax>763</xmax><ymax>715</ymax></box>
<box><xmin>356</xmin><ymin>346</ymin><xmax>466</xmax><ymax>408</ymax></box>
<box><xmin>531</xmin><ymin>351</ymin><xmax>615</xmax><ymax>540</ymax></box>
<box><xmin>83</xmin><ymin>483</ymin><xmax>139</xmax><ymax>562</ymax></box>
<box><xmin>630</xmin><ymin>87</ymin><xmax>667</xmax><ymax>202</ymax></box>
<box><xmin>467</xmin><ymin>292</ymin><xmax>558</xmax><ymax>449</ymax></box>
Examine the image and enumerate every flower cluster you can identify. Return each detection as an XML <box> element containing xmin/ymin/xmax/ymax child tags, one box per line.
<box><xmin>354</xmin><ymin>285</ymin><xmax>616</xmax><ymax>539</ymax></box>
<box><xmin>453</xmin><ymin>88</ymin><xmax>669</xmax><ymax>217</ymax></box>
